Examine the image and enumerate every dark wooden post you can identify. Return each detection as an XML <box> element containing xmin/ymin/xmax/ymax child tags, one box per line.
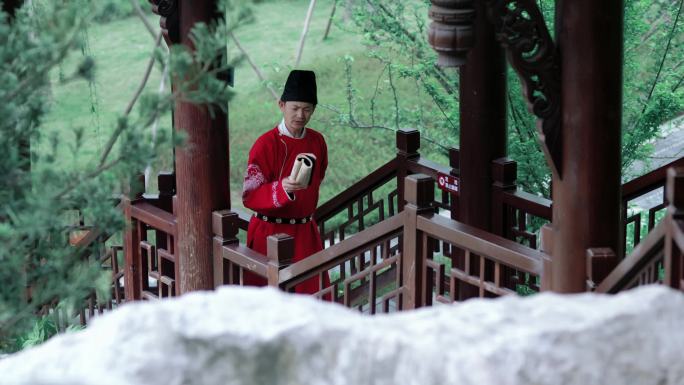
<box><xmin>401</xmin><ymin>174</ymin><xmax>434</xmax><ymax>310</ymax></box>
<box><xmin>551</xmin><ymin>0</ymin><xmax>624</xmax><ymax>292</ymax></box>
<box><xmin>664</xmin><ymin>167</ymin><xmax>683</xmax><ymax>289</ymax></box>
<box><xmin>174</xmin><ymin>0</ymin><xmax>231</xmax><ymax>293</ymax></box>
<box><xmin>491</xmin><ymin>158</ymin><xmax>517</xmax><ymax>238</ymax></box>
<box><xmin>449</xmin><ymin>147</ymin><xmax>460</xmax><ymax>221</ymax></box>
<box><xmin>458</xmin><ymin>0</ymin><xmax>507</xmax><ymax>232</ymax></box>
<box><xmin>266</xmin><ymin>234</ymin><xmax>294</xmax><ymax>287</ymax></box>
<box><xmin>212</xmin><ymin>210</ymin><xmax>238</xmax><ymax>288</ymax></box>
<box><xmin>157</xmin><ymin>172</ymin><xmax>176</xmax><ymax>213</ymax></box>
<box><xmin>396</xmin><ymin>129</ymin><xmax>420</xmax><ymax>213</ymax></box>
<box><xmin>123</xmin><ymin>174</ymin><xmax>145</xmax><ymax>301</ymax></box>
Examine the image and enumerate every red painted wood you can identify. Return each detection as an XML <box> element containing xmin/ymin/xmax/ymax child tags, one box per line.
<box><xmin>552</xmin><ymin>0</ymin><xmax>624</xmax><ymax>292</ymax></box>
<box><xmin>174</xmin><ymin>0</ymin><xmax>230</xmax><ymax>293</ymax></box>
<box><xmin>458</xmin><ymin>0</ymin><xmax>507</xmax><ymax>232</ymax></box>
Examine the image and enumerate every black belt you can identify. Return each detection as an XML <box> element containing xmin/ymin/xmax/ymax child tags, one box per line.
<box><xmin>254</xmin><ymin>213</ymin><xmax>314</xmax><ymax>224</ymax></box>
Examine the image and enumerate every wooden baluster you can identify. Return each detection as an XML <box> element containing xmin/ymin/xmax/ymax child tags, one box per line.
<box><xmin>490</xmin><ymin>158</ymin><xmax>517</xmax><ymax>290</ymax></box>
<box><xmin>396</xmin><ymin>129</ymin><xmax>421</xmax><ymax>214</ymax></box>
<box><xmin>540</xmin><ymin>224</ymin><xmax>554</xmax><ymax>291</ymax></box>
<box><xmin>449</xmin><ymin>147</ymin><xmax>460</xmax><ymax>220</ymax></box>
<box><xmin>585</xmin><ymin>248</ymin><xmax>617</xmax><ymax>291</ymax></box>
<box><xmin>266</xmin><ymin>234</ymin><xmax>294</xmax><ymax>288</ymax></box>
<box><xmin>491</xmin><ymin>158</ymin><xmax>517</xmax><ymax>239</ymax></box>
<box><xmin>212</xmin><ymin>210</ymin><xmax>239</xmax><ymax>288</ymax></box>
<box><xmin>401</xmin><ymin>174</ymin><xmax>434</xmax><ymax>310</ymax></box>
<box><xmin>665</xmin><ymin>168</ymin><xmax>683</xmax><ymax>290</ymax></box>
<box><xmin>123</xmin><ymin>174</ymin><xmax>145</xmax><ymax>301</ymax></box>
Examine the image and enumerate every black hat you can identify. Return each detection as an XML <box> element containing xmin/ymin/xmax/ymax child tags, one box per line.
<box><xmin>280</xmin><ymin>70</ymin><xmax>317</xmax><ymax>105</ymax></box>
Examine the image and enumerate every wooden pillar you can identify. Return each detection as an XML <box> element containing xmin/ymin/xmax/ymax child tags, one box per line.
<box><xmin>175</xmin><ymin>0</ymin><xmax>231</xmax><ymax>293</ymax></box>
<box><xmin>551</xmin><ymin>0</ymin><xmax>623</xmax><ymax>292</ymax></box>
<box><xmin>401</xmin><ymin>174</ymin><xmax>434</xmax><ymax>310</ymax></box>
<box><xmin>396</xmin><ymin>129</ymin><xmax>420</xmax><ymax>213</ymax></box>
<box><xmin>458</xmin><ymin>0</ymin><xmax>507</xmax><ymax>231</ymax></box>
<box><xmin>123</xmin><ymin>174</ymin><xmax>145</xmax><ymax>301</ymax></box>
<box><xmin>266</xmin><ymin>234</ymin><xmax>294</xmax><ymax>287</ymax></box>
<box><xmin>212</xmin><ymin>210</ymin><xmax>239</xmax><ymax>288</ymax></box>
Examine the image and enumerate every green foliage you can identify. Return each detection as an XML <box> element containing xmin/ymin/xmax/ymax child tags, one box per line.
<box><xmin>341</xmin><ymin>0</ymin><xmax>684</xmax><ymax>197</ymax></box>
<box><xmin>0</xmin><ymin>0</ymin><xmax>248</xmax><ymax>352</ymax></box>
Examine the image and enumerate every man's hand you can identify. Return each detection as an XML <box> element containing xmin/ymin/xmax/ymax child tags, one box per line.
<box><xmin>282</xmin><ymin>177</ymin><xmax>306</xmax><ymax>192</ymax></box>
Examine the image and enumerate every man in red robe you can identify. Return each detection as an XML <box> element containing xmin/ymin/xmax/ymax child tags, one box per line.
<box><xmin>241</xmin><ymin>70</ymin><xmax>327</xmax><ymax>294</ymax></box>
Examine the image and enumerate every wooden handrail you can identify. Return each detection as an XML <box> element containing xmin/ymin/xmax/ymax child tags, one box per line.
<box><xmin>220</xmin><ymin>243</ymin><xmax>271</xmax><ymax>278</ymax></box>
<box><xmin>279</xmin><ymin>211</ymin><xmax>406</xmax><ymax>285</ymax></box>
<box><xmin>130</xmin><ymin>202</ymin><xmax>177</xmax><ymax>235</ymax></box>
<box><xmin>407</xmin><ymin>157</ymin><xmax>452</xmax><ymax>178</ymax></box>
<box><xmin>502</xmin><ymin>189</ymin><xmax>552</xmax><ymax>220</ymax></box>
<box><xmin>622</xmin><ymin>157</ymin><xmax>684</xmax><ymax>201</ymax></box>
<box><xmin>315</xmin><ymin>158</ymin><xmax>399</xmax><ymax>222</ymax></box>
<box><xmin>232</xmin><ymin>207</ymin><xmax>252</xmax><ymax>230</ymax></box>
<box><xmin>596</xmin><ymin>219</ymin><xmax>666</xmax><ymax>294</ymax></box>
<box><xmin>417</xmin><ymin>213</ymin><xmax>547</xmax><ymax>275</ymax></box>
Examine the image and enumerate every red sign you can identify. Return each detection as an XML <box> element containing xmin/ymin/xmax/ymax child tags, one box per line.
<box><xmin>437</xmin><ymin>172</ymin><xmax>460</xmax><ymax>195</ymax></box>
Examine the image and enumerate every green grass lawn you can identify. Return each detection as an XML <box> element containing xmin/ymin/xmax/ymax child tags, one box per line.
<box><xmin>42</xmin><ymin>0</ymin><xmax>450</xmax><ymax>209</ymax></box>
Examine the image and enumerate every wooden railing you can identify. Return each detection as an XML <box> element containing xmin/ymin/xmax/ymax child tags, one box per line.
<box><xmin>491</xmin><ymin>158</ymin><xmax>552</xmax><ymax>250</ymax></box>
<box><xmin>595</xmin><ymin>167</ymin><xmax>684</xmax><ymax>294</ymax></box>
<box><xmin>231</xmin><ymin>129</ymin><xmax>458</xmax><ymax>245</ymax></box>
<box><xmin>621</xmin><ymin>157</ymin><xmax>684</xmax><ymax>254</ymax></box>
<box><xmin>213</xmin><ymin>174</ymin><xmax>552</xmax><ymax>312</ymax></box>
<box><xmin>122</xmin><ymin>172</ymin><xmax>178</xmax><ymax>302</ymax></box>
<box><xmin>313</xmin><ymin>129</ymin><xmax>459</xmax><ymax>248</ymax></box>
<box><xmin>491</xmin><ymin>156</ymin><xmax>684</xmax><ymax>255</ymax></box>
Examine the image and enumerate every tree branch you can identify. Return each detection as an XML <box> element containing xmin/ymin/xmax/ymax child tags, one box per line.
<box><xmin>99</xmin><ymin>32</ymin><xmax>163</xmax><ymax>167</ymax></box>
<box><xmin>229</xmin><ymin>31</ymin><xmax>279</xmax><ymax>101</ymax></box>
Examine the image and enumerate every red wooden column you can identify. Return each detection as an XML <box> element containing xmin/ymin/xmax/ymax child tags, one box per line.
<box><xmin>458</xmin><ymin>0</ymin><xmax>507</xmax><ymax>232</ymax></box>
<box><xmin>551</xmin><ymin>0</ymin><xmax>624</xmax><ymax>292</ymax></box>
<box><xmin>174</xmin><ymin>0</ymin><xmax>231</xmax><ymax>293</ymax></box>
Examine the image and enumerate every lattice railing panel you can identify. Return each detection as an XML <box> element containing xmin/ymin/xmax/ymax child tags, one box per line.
<box><xmin>424</xmin><ymin>234</ymin><xmax>542</xmax><ymax>304</ymax></box>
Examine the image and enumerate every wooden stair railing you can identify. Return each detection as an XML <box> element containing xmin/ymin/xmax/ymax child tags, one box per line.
<box><xmin>232</xmin><ymin>128</ymin><xmax>459</xmax><ymax>247</ymax></box>
<box><xmin>596</xmin><ymin>167</ymin><xmax>684</xmax><ymax>294</ymax></box>
<box><xmin>621</xmin><ymin>157</ymin><xmax>684</xmax><ymax>254</ymax></box>
<box><xmin>491</xmin><ymin>156</ymin><xmax>684</xmax><ymax>254</ymax></box>
<box><xmin>213</xmin><ymin>174</ymin><xmax>552</xmax><ymax>313</ymax></box>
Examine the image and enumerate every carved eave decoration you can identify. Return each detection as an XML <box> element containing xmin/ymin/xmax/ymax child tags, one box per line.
<box><xmin>485</xmin><ymin>0</ymin><xmax>562</xmax><ymax>178</ymax></box>
<box><xmin>149</xmin><ymin>0</ymin><xmax>180</xmax><ymax>45</ymax></box>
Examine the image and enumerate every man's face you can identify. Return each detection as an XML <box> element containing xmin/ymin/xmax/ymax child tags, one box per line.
<box><xmin>278</xmin><ymin>101</ymin><xmax>315</xmax><ymax>132</ymax></box>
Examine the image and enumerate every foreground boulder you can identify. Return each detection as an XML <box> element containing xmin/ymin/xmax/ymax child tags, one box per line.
<box><xmin>2</xmin><ymin>286</ymin><xmax>683</xmax><ymax>385</ymax></box>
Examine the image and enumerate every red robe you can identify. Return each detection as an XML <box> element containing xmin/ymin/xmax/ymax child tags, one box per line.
<box><xmin>242</xmin><ymin>125</ymin><xmax>328</xmax><ymax>294</ymax></box>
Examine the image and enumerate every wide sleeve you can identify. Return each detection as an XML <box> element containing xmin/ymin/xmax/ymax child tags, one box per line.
<box><xmin>242</xmin><ymin>139</ymin><xmax>293</xmax><ymax>214</ymax></box>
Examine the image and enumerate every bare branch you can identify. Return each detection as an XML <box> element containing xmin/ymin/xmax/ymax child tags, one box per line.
<box><xmin>131</xmin><ymin>0</ymin><xmax>157</xmax><ymax>41</ymax></box>
<box><xmin>229</xmin><ymin>31</ymin><xmax>279</xmax><ymax>101</ymax></box>
<box><xmin>295</xmin><ymin>0</ymin><xmax>318</xmax><ymax>67</ymax></box>
<box><xmin>99</xmin><ymin>32</ymin><xmax>162</xmax><ymax>168</ymax></box>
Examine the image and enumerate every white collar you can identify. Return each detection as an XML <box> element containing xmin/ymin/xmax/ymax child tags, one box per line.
<box><xmin>278</xmin><ymin>118</ymin><xmax>306</xmax><ymax>139</ymax></box>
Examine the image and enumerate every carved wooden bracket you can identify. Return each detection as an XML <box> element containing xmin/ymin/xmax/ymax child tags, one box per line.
<box><xmin>427</xmin><ymin>0</ymin><xmax>476</xmax><ymax>67</ymax></box>
<box><xmin>149</xmin><ymin>0</ymin><xmax>180</xmax><ymax>45</ymax></box>
<box><xmin>485</xmin><ymin>0</ymin><xmax>562</xmax><ymax>178</ymax></box>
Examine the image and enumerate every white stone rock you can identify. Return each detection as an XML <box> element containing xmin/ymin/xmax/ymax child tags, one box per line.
<box><xmin>1</xmin><ymin>286</ymin><xmax>683</xmax><ymax>385</ymax></box>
